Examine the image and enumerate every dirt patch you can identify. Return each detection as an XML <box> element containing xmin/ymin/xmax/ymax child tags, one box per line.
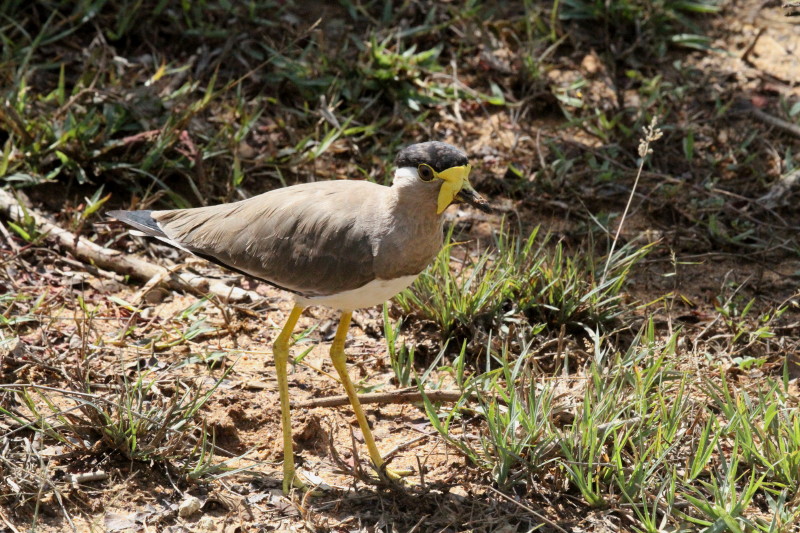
<box><xmin>3</xmin><ymin>0</ymin><xmax>800</xmax><ymax>531</ymax></box>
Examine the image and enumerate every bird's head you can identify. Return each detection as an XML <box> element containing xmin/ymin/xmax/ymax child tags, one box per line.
<box><xmin>394</xmin><ymin>141</ymin><xmax>491</xmax><ymax>214</ymax></box>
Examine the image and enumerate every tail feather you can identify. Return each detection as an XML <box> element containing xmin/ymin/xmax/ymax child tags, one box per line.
<box><xmin>108</xmin><ymin>209</ymin><xmax>194</xmax><ymax>253</ymax></box>
<box><xmin>107</xmin><ymin>210</ymin><xmax>167</xmax><ymax>239</ymax></box>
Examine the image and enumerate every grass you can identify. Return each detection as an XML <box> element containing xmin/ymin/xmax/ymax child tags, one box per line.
<box><xmin>2</xmin><ymin>0</ymin><xmax>800</xmax><ymax>531</ymax></box>
<box><xmin>0</xmin><ymin>290</ymin><xmax>262</xmax><ymax>529</ymax></box>
<box><xmin>415</xmin><ymin>317</ymin><xmax>800</xmax><ymax>530</ymax></box>
<box><xmin>0</xmin><ymin>296</ymin><xmax>240</xmax><ymax>495</ymax></box>
<box><xmin>395</xmin><ymin>224</ymin><xmax>653</xmax><ymax>346</ymax></box>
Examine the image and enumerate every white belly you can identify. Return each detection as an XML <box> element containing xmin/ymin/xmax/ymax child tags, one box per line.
<box><xmin>295</xmin><ymin>275</ymin><xmax>418</xmax><ymax>311</ymax></box>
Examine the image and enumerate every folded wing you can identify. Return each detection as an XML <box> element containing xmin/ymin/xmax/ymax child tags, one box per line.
<box><xmin>111</xmin><ymin>181</ymin><xmax>385</xmax><ymax>298</ymax></box>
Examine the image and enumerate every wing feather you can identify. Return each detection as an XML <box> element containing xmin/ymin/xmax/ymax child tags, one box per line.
<box><xmin>152</xmin><ymin>181</ymin><xmax>386</xmax><ymax>297</ymax></box>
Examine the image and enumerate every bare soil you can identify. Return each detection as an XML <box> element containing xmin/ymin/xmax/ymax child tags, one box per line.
<box><xmin>2</xmin><ymin>1</ymin><xmax>800</xmax><ymax>532</ymax></box>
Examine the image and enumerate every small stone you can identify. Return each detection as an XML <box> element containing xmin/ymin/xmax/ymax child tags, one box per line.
<box><xmin>230</xmin><ymin>484</ymin><xmax>250</xmax><ymax>495</ymax></box>
<box><xmin>178</xmin><ymin>496</ymin><xmax>202</xmax><ymax>518</ymax></box>
<box><xmin>448</xmin><ymin>485</ymin><xmax>469</xmax><ymax>500</ymax></box>
<box><xmin>198</xmin><ymin>516</ymin><xmax>215</xmax><ymax>530</ymax></box>
<box><xmin>143</xmin><ymin>288</ymin><xmax>168</xmax><ymax>304</ymax></box>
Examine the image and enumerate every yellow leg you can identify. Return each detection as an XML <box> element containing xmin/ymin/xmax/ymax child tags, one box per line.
<box><xmin>329</xmin><ymin>311</ymin><xmax>411</xmax><ymax>482</ymax></box>
<box><xmin>273</xmin><ymin>304</ymin><xmax>305</xmax><ymax>494</ymax></box>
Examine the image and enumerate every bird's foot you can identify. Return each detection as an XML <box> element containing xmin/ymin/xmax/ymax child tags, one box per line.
<box><xmin>376</xmin><ymin>464</ymin><xmax>415</xmax><ymax>484</ymax></box>
<box><xmin>282</xmin><ymin>469</ymin><xmax>325</xmax><ymax>496</ymax></box>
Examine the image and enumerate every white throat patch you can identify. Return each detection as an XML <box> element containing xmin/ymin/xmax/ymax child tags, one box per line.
<box><xmin>392</xmin><ymin>167</ymin><xmax>419</xmax><ymax>186</ymax></box>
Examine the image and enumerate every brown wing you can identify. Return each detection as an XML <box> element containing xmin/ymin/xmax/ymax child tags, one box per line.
<box><xmin>153</xmin><ymin>181</ymin><xmax>388</xmax><ymax>297</ymax></box>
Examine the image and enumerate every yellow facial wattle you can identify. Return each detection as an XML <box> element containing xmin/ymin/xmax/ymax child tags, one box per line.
<box><xmin>435</xmin><ymin>164</ymin><xmax>472</xmax><ymax>214</ymax></box>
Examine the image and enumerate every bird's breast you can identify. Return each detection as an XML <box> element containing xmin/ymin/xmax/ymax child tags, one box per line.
<box><xmin>372</xmin><ymin>215</ymin><xmax>444</xmax><ymax>280</ymax></box>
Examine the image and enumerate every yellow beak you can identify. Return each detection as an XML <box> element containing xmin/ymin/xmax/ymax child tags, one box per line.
<box><xmin>436</xmin><ymin>164</ymin><xmax>472</xmax><ymax>214</ymax></box>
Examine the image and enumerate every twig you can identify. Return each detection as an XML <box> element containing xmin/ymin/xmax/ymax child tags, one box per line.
<box><xmin>69</xmin><ymin>470</ymin><xmax>109</xmax><ymax>484</ymax></box>
<box><xmin>747</xmin><ymin>102</ymin><xmax>800</xmax><ymax>138</ymax></box>
<box><xmin>133</xmin><ymin>263</ymin><xmax>180</xmax><ymax>304</ymax></box>
<box><xmin>94</xmin><ymin>130</ymin><xmax>161</xmax><ymax>156</ymax></box>
<box><xmin>0</xmin><ymin>505</ymin><xmax>22</xmax><ymax>533</ymax></box>
<box><xmin>46</xmin><ymin>251</ymin><xmax>126</xmax><ymax>283</ymax></box>
<box><xmin>740</xmin><ymin>27</ymin><xmax>765</xmax><ymax>62</ymax></box>
<box><xmin>0</xmin><ymin>219</ymin><xmax>20</xmax><ymax>253</ymax></box>
<box><xmin>407</xmin><ymin>513</ymin><xmax>430</xmax><ymax>533</ymax></box>
<box><xmin>381</xmin><ymin>434</ymin><xmax>430</xmax><ymax>462</ymax></box>
<box><xmin>486</xmin><ymin>486</ymin><xmax>569</xmax><ymax>533</ymax></box>
<box><xmin>292</xmin><ymin>388</ymin><xmax>474</xmax><ymax>409</ymax></box>
<box><xmin>0</xmin><ymin>188</ymin><xmax>259</xmax><ymax>303</ymax></box>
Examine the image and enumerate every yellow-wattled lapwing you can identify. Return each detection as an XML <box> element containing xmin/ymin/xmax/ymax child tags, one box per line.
<box><xmin>108</xmin><ymin>141</ymin><xmax>490</xmax><ymax>493</ymax></box>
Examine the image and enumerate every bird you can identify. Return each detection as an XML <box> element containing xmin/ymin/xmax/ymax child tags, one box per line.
<box><xmin>108</xmin><ymin>141</ymin><xmax>490</xmax><ymax>493</ymax></box>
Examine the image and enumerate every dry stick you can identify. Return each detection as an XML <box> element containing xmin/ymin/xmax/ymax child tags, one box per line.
<box><xmin>0</xmin><ymin>507</ymin><xmax>21</xmax><ymax>533</ymax></box>
<box><xmin>740</xmin><ymin>27</ymin><xmax>765</xmax><ymax>62</ymax></box>
<box><xmin>379</xmin><ymin>434</ymin><xmax>429</xmax><ymax>462</ymax></box>
<box><xmin>486</xmin><ymin>486</ymin><xmax>569</xmax><ymax>533</ymax></box>
<box><xmin>406</xmin><ymin>514</ymin><xmax>430</xmax><ymax>533</ymax></box>
<box><xmin>0</xmin><ymin>219</ymin><xmax>20</xmax><ymax>253</ymax></box>
<box><xmin>747</xmin><ymin>103</ymin><xmax>800</xmax><ymax>138</ymax></box>
<box><xmin>69</xmin><ymin>471</ymin><xmax>109</xmax><ymax>484</ymax></box>
<box><xmin>35</xmin><ymin>248</ymin><xmax>126</xmax><ymax>283</ymax></box>
<box><xmin>0</xmin><ymin>189</ymin><xmax>259</xmax><ymax>303</ymax></box>
<box><xmin>292</xmin><ymin>388</ymin><xmax>475</xmax><ymax>409</ymax></box>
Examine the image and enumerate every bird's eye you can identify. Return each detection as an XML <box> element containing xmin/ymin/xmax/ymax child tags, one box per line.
<box><xmin>418</xmin><ymin>164</ymin><xmax>435</xmax><ymax>182</ymax></box>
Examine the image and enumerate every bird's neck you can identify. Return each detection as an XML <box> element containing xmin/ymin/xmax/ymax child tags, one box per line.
<box><xmin>373</xmin><ymin>185</ymin><xmax>444</xmax><ymax>280</ymax></box>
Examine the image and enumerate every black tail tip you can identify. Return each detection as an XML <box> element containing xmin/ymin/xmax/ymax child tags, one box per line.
<box><xmin>106</xmin><ymin>209</ymin><xmax>162</xmax><ymax>236</ymax></box>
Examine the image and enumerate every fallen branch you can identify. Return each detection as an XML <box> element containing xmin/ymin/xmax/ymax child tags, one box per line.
<box><xmin>743</xmin><ymin>100</ymin><xmax>800</xmax><ymax>138</ymax></box>
<box><xmin>292</xmin><ymin>388</ymin><xmax>474</xmax><ymax>409</ymax></box>
<box><xmin>0</xmin><ymin>188</ymin><xmax>259</xmax><ymax>303</ymax></box>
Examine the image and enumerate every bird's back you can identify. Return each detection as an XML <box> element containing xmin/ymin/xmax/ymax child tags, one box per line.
<box><xmin>152</xmin><ymin>180</ymin><xmax>390</xmax><ymax>297</ymax></box>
